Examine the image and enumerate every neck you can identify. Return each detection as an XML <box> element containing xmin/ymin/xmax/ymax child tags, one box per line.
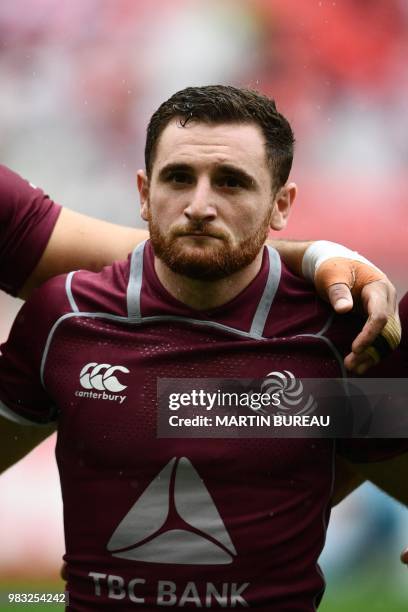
<box><xmin>153</xmin><ymin>249</ymin><xmax>265</xmax><ymax>311</ymax></box>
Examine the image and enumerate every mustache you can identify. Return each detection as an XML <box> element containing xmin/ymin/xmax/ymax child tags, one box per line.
<box><xmin>171</xmin><ymin>222</ymin><xmax>227</xmax><ymax>240</ymax></box>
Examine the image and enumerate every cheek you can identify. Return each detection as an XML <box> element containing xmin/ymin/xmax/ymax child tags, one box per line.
<box><xmin>149</xmin><ymin>188</ymin><xmax>185</xmax><ymax>221</ymax></box>
<box><xmin>229</xmin><ymin>198</ymin><xmax>266</xmax><ymax>227</ymax></box>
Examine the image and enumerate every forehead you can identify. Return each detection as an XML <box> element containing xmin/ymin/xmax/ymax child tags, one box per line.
<box><xmin>152</xmin><ymin>119</ymin><xmax>268</xmax><ymax>174</ymax></box>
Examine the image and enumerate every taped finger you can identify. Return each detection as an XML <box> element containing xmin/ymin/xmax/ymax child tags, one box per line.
<box><xmin>364</xmin><ymin>314</ymin><xmax>401</xmax><ymax>365</ymax></box>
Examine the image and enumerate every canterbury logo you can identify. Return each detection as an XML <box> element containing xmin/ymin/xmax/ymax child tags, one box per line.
<box><xmin>107</xmin><ymin>457</ymin><xmax>237</xmax><ymax>565</ymax></box>
<box><xmin>79</xmin><ymin>362</ymin><xmax>129</xmax><ymax>393</ymax></box>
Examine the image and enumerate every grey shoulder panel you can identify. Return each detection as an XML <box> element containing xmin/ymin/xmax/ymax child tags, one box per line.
<box><xmin>249</xmin><ymin>246</ymin><xmax>281</xmax><ymax>338</ymax></box>
<box><xmin>127</xmin><ymin>240</ymin><xmax>146</xmax><ymax>319</ymax></box>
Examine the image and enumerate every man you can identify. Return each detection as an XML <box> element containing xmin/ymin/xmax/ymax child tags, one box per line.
<box><xmin>2</xmin><ymin>162</ymin><xmax>406</xmax><ymax>582</ymax></box>
<box><xmin>0</xmin><ymin>163</ymin><xmax>396</xmax><ymax>365</ymax></box>
<box><xmin>0</xmin><ymin>86</ymin><xmax>406</xmax><ymax>610</ymax></box>
<box><xmin>0</xmin><ymin>163</ymin><xmax>399</xmax><ymax>471</ymax></box>
<box><xmin>1</xmin><ymin>164</ymin><xmax>406</xmax><ymax>575</ymax></box>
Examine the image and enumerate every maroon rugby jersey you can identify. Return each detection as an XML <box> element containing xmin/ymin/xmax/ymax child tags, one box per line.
<box><xmin>0</xmin><ymin>241</ymin><xmax>406</xmax><ymax>611</ymax></box>
<box><xmin>0</xmin><ymin>164</ymin><xmax>61</xmax><ymax>295</ymax></box>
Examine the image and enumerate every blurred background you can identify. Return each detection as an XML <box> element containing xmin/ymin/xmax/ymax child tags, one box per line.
<box><xmin>0</xmin><ymin>0</ymin><xmax>407</xmax><ymax>610</ymax></box>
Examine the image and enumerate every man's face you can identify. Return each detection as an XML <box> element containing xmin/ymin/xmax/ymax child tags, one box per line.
<box><xmin>138</xmin><ymin>119</ymin><xmax>294</xmax><ymax>280</ymax></box>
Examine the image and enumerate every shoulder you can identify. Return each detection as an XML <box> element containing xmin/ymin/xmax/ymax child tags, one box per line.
<box><xmin>0</xmin><ymin>164</ymin><xmax>30</xmax><ymax>214</ymax></box>
<box><xmin>16</xmin><ymin>253</ymin><xmax>131</xmax><ymax>325</ymax></box>
<box><xmin>0</xmin><ymin>165</ymin><xmax>61</xmax><ymax>296</ymax></box>
<box><xmin>0</xmin><ymin>164</ymin><xmax>58</xmax><ymax>223</ymax></box>
<box><xmin>3</xmin><ymin>257</ymin><xmax>131</xmax><ymax>365</ymax></box>
<box><xmin>0</xmin><ymin>273</ymin><xmax>74</xmax><ymax>403</ymax></box>
<box><xmin>0</xmin><ymin>273</ymin><xmax>72</xmax><ymax>424</ymax></box>
<box><xmin>7</xmin><ymin>274</ymin><xmax>74</xmax><ymax>355</ymax></box>
<box><xmin>268</xmin><ymin>258</ymin><xmax>365</xmax><ymax>345</ymax></box>
<box><xmin>67</xmin><ymin>257</ymin><xmax>131</xmax><ymax>317</ymax></box>
<box><xmin>264</xmin><ymin>258</ymin><xmax>329</xmax><ymax>337</ymax></box>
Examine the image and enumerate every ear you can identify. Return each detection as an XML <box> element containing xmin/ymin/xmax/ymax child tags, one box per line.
<box><xmin>269</xmin><ymin>182</ymin><xmax>297</xmax><ymax>231</ymax></box>
<box><xmin>137</xmin><ymin>170</ymin><xmax>150</xmax><ymax>222</ymax></box>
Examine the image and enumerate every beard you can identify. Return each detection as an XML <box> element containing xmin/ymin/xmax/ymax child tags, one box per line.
<box><xmin>148</xmin><ymin>206</ymin><xmax>273</xmax><ymax>281</ymax></box>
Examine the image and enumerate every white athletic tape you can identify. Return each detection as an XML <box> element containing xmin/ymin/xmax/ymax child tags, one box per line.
<box><xmin>302</xmin><ymin>241</ymin><xmax>381</xmax><ymax>282</ymax></box>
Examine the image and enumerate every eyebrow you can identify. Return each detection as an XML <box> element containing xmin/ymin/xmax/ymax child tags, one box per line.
<box><xmin>214</xmin><ymin>164</ymin><xmax>258</xmax><ymax>188</ymax></box>
<box><xmin>158</xmin><ymin>163</ymin><xmax>192</xmax><ymax>181</ymax></box>
<box><xmin>158</xmin><ymin>162</ymin><xmax>258</xmax><ymax>189</ymax></box>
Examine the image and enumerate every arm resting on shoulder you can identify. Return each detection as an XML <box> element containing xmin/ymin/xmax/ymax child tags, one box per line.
<box><xmin>268</xmin><ymin>239</ymin><xmax>312</xmax><ymax>277</ymax></box>
<box><xmin>19</xmin><ymin>208</ymin><xmax>147</xmax><ymax>299</ymax></box>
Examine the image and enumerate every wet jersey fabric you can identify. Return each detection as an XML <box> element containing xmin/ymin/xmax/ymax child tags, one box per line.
<box><xmin>0</xmin><ymin>165</ymin><xmax>61</xmax><ymax>296</ymax></box>
<box><xmin>0</xmin><ymin>240</ymin><xmax>406</xmax><ymax>611</ymax></box>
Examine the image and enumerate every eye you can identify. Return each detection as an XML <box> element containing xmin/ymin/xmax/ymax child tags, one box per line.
<box><xmin>217</xmin><ymin>175</ymin><xmax>244</xmax><ymax>189</ymax></box>
<box><xmin>167</xmin><ymin>171</ymin><xmax>193</xmax><ymax>185</ymax></box>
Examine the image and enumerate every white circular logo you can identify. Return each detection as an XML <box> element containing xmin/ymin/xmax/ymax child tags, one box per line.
<box><xmin>79</xmin><ymin>363</ymin><xmax>129</xmax><ymax>393</ymax></box>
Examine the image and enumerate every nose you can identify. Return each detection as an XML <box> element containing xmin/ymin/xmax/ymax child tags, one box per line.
<box><xmin>184</xmin><ymin>178</ymin><xmax>217</xmax><ymax>224</ymax></box>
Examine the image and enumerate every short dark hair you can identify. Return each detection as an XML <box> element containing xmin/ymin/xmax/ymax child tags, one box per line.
<box><xmin>145</xmin><ymin>85</ymin><xmax>295</xmax><ymax>190</ymax></box>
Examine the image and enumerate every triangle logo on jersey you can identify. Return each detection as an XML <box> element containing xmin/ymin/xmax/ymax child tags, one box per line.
<box><xmin>107</xmin><ymin>457</ymin><xmax>237</xmax><ymax>565</ymax></box>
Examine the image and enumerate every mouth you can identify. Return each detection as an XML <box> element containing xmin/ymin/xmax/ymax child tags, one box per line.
<box><xmin>176</xmin><ymin>231</ymin><xmax>222</xmax><ymax>239</ymax></box>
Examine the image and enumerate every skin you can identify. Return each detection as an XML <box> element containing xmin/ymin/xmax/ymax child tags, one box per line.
<box><xmin>138</xmin><ymin>119</ymin><xmax>297</xmax><ymax>308</ymax></box>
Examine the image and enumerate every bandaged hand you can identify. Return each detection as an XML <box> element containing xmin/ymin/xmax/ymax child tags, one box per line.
<box><xmin>303</xmin><ymin>241</ymin><xmax>400</xmax><ymax>374</ymax></box>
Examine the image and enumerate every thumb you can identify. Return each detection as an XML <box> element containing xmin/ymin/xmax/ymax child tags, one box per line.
<box><xmin>327</xmin><ymin>283</ymin><xmax>354</xmax><ymax>313</ymax></box>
